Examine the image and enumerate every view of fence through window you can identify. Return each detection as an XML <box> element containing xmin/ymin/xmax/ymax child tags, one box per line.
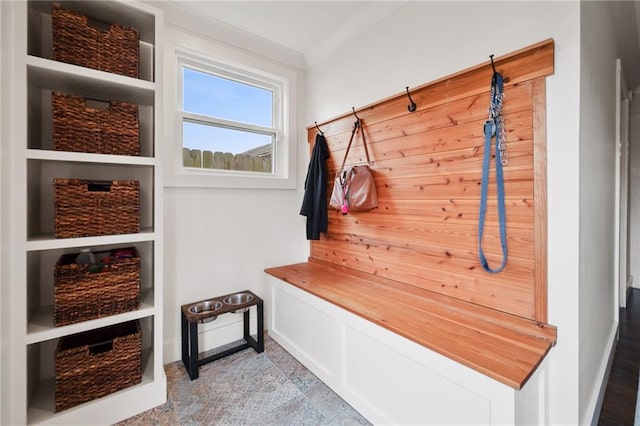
<box><xmin>182</xmin><ymin>67</ymin><xmax>275</xmax><ymax>173</ymax></box>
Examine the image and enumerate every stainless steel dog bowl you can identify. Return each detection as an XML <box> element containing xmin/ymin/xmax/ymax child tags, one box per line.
<box><xmin>223</xmin><ymin>292</ymin><xmax>254</xmax><ymax>305</ymax></box>
<box><xmin>188</xmin><ymin>300</ymin><xmax>223</xmax><ymax>315</ymax></box>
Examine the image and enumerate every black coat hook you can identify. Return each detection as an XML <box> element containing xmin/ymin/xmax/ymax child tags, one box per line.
<box><xmin>314</xmin><ymin>121</ymin><xmax>324</xmax><ymax>136</ymax></box>
<box><xmin>352</xmin><ymin>107</ymin><xmax>361</xmax><ymax>128</ymax></box>
<box><xmin>489</xmin><ymin>54</ymin><xmax>497</xmax><ymax>74</ymax></box>
<box><xmin>405</xmin><ymin>86</ymin><xmax>417</xmax><ymax>112</ymax></box>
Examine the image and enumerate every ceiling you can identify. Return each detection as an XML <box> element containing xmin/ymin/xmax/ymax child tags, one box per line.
<box><xmin>171</xmin><ymin>1</ymin><xmax>640</xmax><ymax>89</ymax></box>
<box><xmin>169</xmin><ymin>1</ymin><xmax>365</xmax><ymax>54</ymax></box>
<box><xmin>168</xmin><ymin>1</ymin><xmax>409</xmax><ymax>65</ymax></box>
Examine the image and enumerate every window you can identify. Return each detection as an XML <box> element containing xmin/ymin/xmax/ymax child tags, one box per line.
<box><xmin>165</xmin><ymin>37</ymin><xmax>298</xmax><ymax>189</ymax></box>
<box><xmin>181</xmin><ymin>66</ymin><xmax>279</xmax><ymax>174</ymax></box>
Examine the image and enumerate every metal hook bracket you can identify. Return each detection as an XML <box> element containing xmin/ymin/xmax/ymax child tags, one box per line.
<box><xmin>489</xmin><ymin>54</ymin><xmax>497</xmax><ymax>74</ymax></box>
<box><xmin>314</xmin><ymin>121</ymin><xmax>324</xmax><ymax>136</ymax></box>
<box><xmin>405</xmin><ymin>86</ymin><xmax>417</xmax><ymax>112</ymax></box>
<box><xmin>352</xmin><ymin>107</ymin><xmax>361</xmax><ymax>129</ymax></box>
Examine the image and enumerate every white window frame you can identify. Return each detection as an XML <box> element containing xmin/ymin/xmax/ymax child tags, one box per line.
<box><xmin>179</xmin><ymin>55</ymin><xmax>281</xmax><ymax>173</ymax></box>
<box><xmin>164</xmin><ymin>28</ymin><xmax>298</xmax><ymax>189</ymax></box>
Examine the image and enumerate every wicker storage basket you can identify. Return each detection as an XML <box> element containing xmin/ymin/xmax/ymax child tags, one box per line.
<box><xmin>55</xmin><ymin>320</ymin><xmax>142</xmax><ymax>412</ymax></box>
<box><xmin>54</xmin><ymin>179</ymin><xmax>140</xmax><ymax>239</ymax></box>
<box><xmin>52</xmin><ymin>3</ymin><xmax>139</xmax><ymax>78</ymax></box>
<box><xmin>52</xmin><ymin>92</ymin><xmax>140</xmax><ymax>156</ymax></box>
<box><xmin>54</xmin><ymin>247</ymin><xmax>140</xmax><ymax>326</ymax></box>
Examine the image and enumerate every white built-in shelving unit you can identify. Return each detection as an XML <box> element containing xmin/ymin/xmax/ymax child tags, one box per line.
<box><xmin>1</xmin><ymin>1</ymin><xmax>165</xmax><ymax>424</ymax></box>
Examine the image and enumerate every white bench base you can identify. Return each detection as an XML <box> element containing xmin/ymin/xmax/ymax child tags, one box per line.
<box><xmin>267</xmin><ymin>276</ymin><xmax>549</xmax><ymax>425</ymax></box>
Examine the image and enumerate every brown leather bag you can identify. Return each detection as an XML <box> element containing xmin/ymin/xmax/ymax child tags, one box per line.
<box><xmin>329</xmin><ymin>119</ymin><xmax>377</xmax><ymax>214</ymax></box>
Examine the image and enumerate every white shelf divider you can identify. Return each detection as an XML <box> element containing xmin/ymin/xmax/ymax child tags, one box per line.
<box><xmin>27</xmin><ymin>229</ymin><xmax>156</xmax><ymax>252</ymax></box>
<box><xmin>27</xmin><ymin>55</ymin><xmax>156</xmax><ymax>105</ymax></box>
<box><xmin>27</xmin><ymin>289</ymin><xmax>156</xmax><ymax>344</ymax></box>
<box><xmin>27</xmin><ymin>149</ymin><xmax>157</xmax><ymax>166</ymax></box>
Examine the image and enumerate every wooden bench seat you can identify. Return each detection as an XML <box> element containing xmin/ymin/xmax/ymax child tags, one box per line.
<box><xmin>265</xmin><ymin>259</ymin><xmax>556</xmax><ymax>390</ymax></box>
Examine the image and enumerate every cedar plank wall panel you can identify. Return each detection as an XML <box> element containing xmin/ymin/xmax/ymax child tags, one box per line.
<box><xmin>307</xmin><ymin>40</ymin><xmax>554</xmax><ymax>321</ymax></box>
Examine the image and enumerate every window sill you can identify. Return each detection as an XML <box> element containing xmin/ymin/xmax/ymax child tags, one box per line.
<box><xmin>164</xmin><ymin>170</ymin><xmax>297</xmax><ymax>190</ymax></box>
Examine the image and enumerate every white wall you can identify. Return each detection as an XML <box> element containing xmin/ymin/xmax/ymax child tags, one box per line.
<box><xmin>150</xmin><ymin>2</ymin><xmax>310</xmax><ymax>362</ymax></box>
<box><xmin>629</xmin><ymin>98</ymin><xmax>640</xmax><ymax>288</ymax></box>
<box><xmin>163</xmin><ymin>189</ymin><xmax>307</xmax><ymax>357</ymax></box>
<box><xmin>578</xmin><ymin>2</ymin><xmax>620</xmax><ymax>423</ymax></box>
<box><xmin>0</xmin><ymin>2</ymin><xmax>3</xmax><ymax>421</ymax></box>
<box><xmin>304</xmin><ymin>1</ymin><xmax>581</xmax><ymax>424</ymax></box>
<box><xmin>0</xmin><ymin>2</ymin><xmax>13</xmax><ymax>422</ymax></box>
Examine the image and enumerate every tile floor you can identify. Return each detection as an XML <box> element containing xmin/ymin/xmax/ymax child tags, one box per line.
<box><xmin>116</xmin><ymin>335</ymin><xmax>371</xmax><ymax>425</ymax></box>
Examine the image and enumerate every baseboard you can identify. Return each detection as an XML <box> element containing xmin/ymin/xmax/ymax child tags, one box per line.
<box><xmin>635</xmin><ymin>373</ymin><xmax>640</xmax><ymax>426</ymax></box>
<box><xmin>588</xmin><ymin>322</ymin><xmax>619</xmax><ymax>425</ymax></box>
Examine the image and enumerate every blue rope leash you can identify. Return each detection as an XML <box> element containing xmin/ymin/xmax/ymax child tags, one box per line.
<box><xmin>478</xmin><ymin>72</ymin><xmax>508</xmax><ymax>273</ymax></box>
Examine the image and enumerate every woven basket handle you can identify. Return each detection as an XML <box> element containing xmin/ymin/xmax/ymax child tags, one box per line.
<box><xmin>86</xmin><ymin>181</ymin><xmax>112</xmax><ymax>192</ymax></box>
<box><xmin>88</xmin><ymin>340</ymin><xmax>113</xmax><ymax>355</ymax></box>
<box><xmin>83</xmin><ymin>97</ymin><xmax>111</xmax><ymax>113</ymax></box>
<box><xmin>87</xmin><ymin>16</ymin><xmax>113</xmax><ymax>32</ymax></box>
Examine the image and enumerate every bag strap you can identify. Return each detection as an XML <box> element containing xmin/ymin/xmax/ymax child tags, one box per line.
<box><xmin>359</xmin><ymin>120</ymin><xmax>371</xmax><ymax>165</ymax></box>
<box><xmin>339</xmin><ymin>118</ymin><xmax>371</xmax><ymax>172</ymax></box>
<box><xmin>478</xmin><ymin>71</ymin><xmax>508</xmax><ymax>273</ymax></box>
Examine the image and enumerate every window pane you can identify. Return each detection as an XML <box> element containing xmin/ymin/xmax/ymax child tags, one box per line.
<box><xmin>183</xmin><ymin>67</ymin><xmax>273</xmax><ymax>127</ymax></box>
<box><xmin>182</xmin><ymin>122</ymin><xmax>273</xmax><ymax>173</ymax></box>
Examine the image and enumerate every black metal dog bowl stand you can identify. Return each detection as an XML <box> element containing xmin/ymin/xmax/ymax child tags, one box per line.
<box><xmin>181</xmin><ymin>290</ymin><xmax>264</xmax><ymax>380</ymax></box>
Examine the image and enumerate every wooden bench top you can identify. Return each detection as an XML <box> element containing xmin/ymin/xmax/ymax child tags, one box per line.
<box><xmin>265</xmin><ymin>259</ymin><xmax>557</xmax><ymax>390</ymax></box>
